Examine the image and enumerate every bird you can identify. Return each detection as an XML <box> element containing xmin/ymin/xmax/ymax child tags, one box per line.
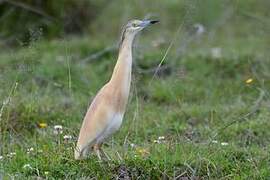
<box><xmin>74</xmin><ymin>19</ymin><xmax>158</xmax><ymax>160</ymax></box>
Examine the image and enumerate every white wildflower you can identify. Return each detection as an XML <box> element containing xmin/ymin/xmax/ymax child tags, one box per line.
<box><xmin>8</xmin><ymin>152</ymin><xmax>16</xmax><ymax>157</ymax></box>
<box><xmin>154</xmin><ymin>136</ymin><xmax>166</xmax><ymax>144</ymax></box>
<box><xmin>130</xmin><ymin>143</ymin><xmax>136</xmax><ymax>148</ymax></box>
<box><xmin>63</xmin><ymin>135</ymin><xmax>72</xmax><ymax>143</ymax></box>
<box><xmin>194</xmin><ymin>23</ymin><xmax>205</xmax><ymax>35</ymax></box>
<box><xmin>54</xmin><ymin>125</ymin><xmax>63</xmax><ymax>130</ymax></box>
<box><xmin>212</xmin><ymin>140</ymin><xmax>218</xmax><ymax>144</ymax></box>
<box><xmin>54</xmin><ymin>125</ymin><xmax>63</xmax><ymax>134</ymax></box>
<box><xmin>23</xmin><ymin>164</ymin><xmax>32</xmax><ymax>169</ymax></box>
<box><xmin>44</xmin><ymin>171</ymin><xmax>49</xmax><ymax>175</ymax></box>
<box><xmin>27</xmin><ymin>147</ymin><xmax>34</xmax><ymax>152</ymax></box>
<box><xmin>27</xmin><ymin>147</ymin><xmax>34</xmax><ymax>154</ymax></box>
<box><xmin>158</xmin><ymin>136</ymin><xmax>165</xmax><ymax>140</ymax></box>
<box><xmin>63</xmin><ymin>135</ymin><xmax>72</xmax><ymax>140</ymax></box>
<box><xmin>221</xmin><ymin>142</ymin><xmax>229</xmax><ymax>146</ymax></box>
<box><xmin>38</xmin><ymin>149</ymin><xmax>43</xmax><ymax>153</ymax></box>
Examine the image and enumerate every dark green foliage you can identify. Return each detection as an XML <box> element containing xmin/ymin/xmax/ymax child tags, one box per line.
<box><xmin>0</xmin><ymin>0</ymin><xmax>107</xmax><ymax>46</ymax></box>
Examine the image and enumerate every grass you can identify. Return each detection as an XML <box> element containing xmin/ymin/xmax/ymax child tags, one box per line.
<box><xmin>1</xmin><ymin>1</ymin><xmax>270</xmax><ymax>179</ymax></box>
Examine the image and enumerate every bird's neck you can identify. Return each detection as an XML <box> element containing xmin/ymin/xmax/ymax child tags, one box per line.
<box><xmin>108</xmin><ymin>35</ymin><xmax>134</xmax><ymax>113</ymax></box>
<box><xmin>110</xmin><ymin>35</ymin><xmax>134</xmax><ymax>86</ymax></box>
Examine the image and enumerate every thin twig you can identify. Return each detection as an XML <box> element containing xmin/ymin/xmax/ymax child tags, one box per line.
<box><xmin>81</xmin><ymin>46</ymin><xmax>116</xmax><ymax>64</ymax></box>
<box><xmin>135</xmin><ymin>64</ymin><xmax>171</xmax><ymax>74</ymax></box>
<box><xmin>210</xmin><ymin>89</ymin><xmax>265</xmax><ymax>140</ymax></box>
<box><xmin>175</xmin><ymin>170</ymin><xmax>187</xmax><ymax>179</ymax></box>
<box><xmin>4</xmin><ymin>0</ymin><xmax>55</xmax><ymax>21</ymax></box>
<box><xmin>0</xmin><ymin>81</ymin><xmax>18</xmax><ymax>122</ymax></box>
<box><xmin>149</xmin><ymin>23</ymin><xmax>183</xmax><ymax>84</ymax></box>
<box><xmin>64</xmin><ymin>40</ymin><xmax>72</xmax><ymax>94</ymax></box>
<box><xmin>148</xmin><ymin>10</ymin><xmax>189</xmax><ymax>85</ymax></box>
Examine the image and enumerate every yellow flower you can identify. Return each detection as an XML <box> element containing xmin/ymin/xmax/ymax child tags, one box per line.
<box><xmin>245</xmin><ymin>78</ymin><xmax>253</xmax><ymax>84</ymax></box>
<box><xmin>38</xmin><ymin>123</ymin><xmax>47</xmax><ymax>128</ymax></box>
<box><xmin>136</xmin><ymin>147</ymin><xmax>150</xmax><ymax>157</ymax></box>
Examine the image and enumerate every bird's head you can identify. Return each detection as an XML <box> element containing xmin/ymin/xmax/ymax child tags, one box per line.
<box><xmin>125</xmin><ymin>19</ymin><xmax>159</xmax><ymax>33</ymax></box>
<box><xmin>120</xmin><ymin>19</ymin><xmax>159</xmax><ymax>45</ymax></box>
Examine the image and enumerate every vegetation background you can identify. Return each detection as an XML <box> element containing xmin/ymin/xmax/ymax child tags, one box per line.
<box><xmin>0</xmin><ymin>0</ymin><xmax>269</xmax><ymax>179</ymax></box>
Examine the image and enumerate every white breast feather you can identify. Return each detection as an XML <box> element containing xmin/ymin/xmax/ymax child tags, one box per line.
<box><xmin>96</xmin><ymin>113</ymin><xmax>123</xmax><ymax>143</ymax></box>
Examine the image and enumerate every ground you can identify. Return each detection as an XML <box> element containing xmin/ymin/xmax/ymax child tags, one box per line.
<box><xmin>0</xmin><ymin>1</ymin><xmax>270</xmax><ymax>179</ymax></box>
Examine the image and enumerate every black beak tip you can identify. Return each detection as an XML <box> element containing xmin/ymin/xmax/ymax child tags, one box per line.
<box><xmin>150</xmin><ymin>20</ymin><xmax>159</xmax><ymax>24</ymax></box>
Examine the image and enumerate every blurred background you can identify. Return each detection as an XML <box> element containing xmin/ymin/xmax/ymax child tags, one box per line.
<box><xmin>0</xmin><ymin>0</ymin><xmax>269</xmax><ymax>46</ymax></box>
<box><xmin>0</xmin><ymin>0</ymin><xmax>270</xmax><ymax>178</ymax></box>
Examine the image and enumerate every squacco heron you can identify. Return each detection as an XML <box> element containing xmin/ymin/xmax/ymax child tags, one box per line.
<box><xmin>74</xmin><ymin>19</ymin><xmax>158</xmax><ymax>160</ymax></box>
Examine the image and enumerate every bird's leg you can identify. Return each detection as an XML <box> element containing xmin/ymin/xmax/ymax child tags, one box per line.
<box><xmin>94</xmin><ymin>143</ymin><xmax>111</xmax><ymax>161</ymax></box>
<box><xmin>80</xmin><ymin>146</ymin><xmax>91</xmax><ymax>159</ymax></box>
<box><xmin>93</xmin><ymin>144</ymin><xmax>102</xmax><ymax>161</ymax></box>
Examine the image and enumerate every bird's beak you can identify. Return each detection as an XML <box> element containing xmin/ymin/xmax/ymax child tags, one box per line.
<box><xmin>140</xmin><ymin>20</ymin><xmax>159</xmax><ymax>28</ymax></box>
